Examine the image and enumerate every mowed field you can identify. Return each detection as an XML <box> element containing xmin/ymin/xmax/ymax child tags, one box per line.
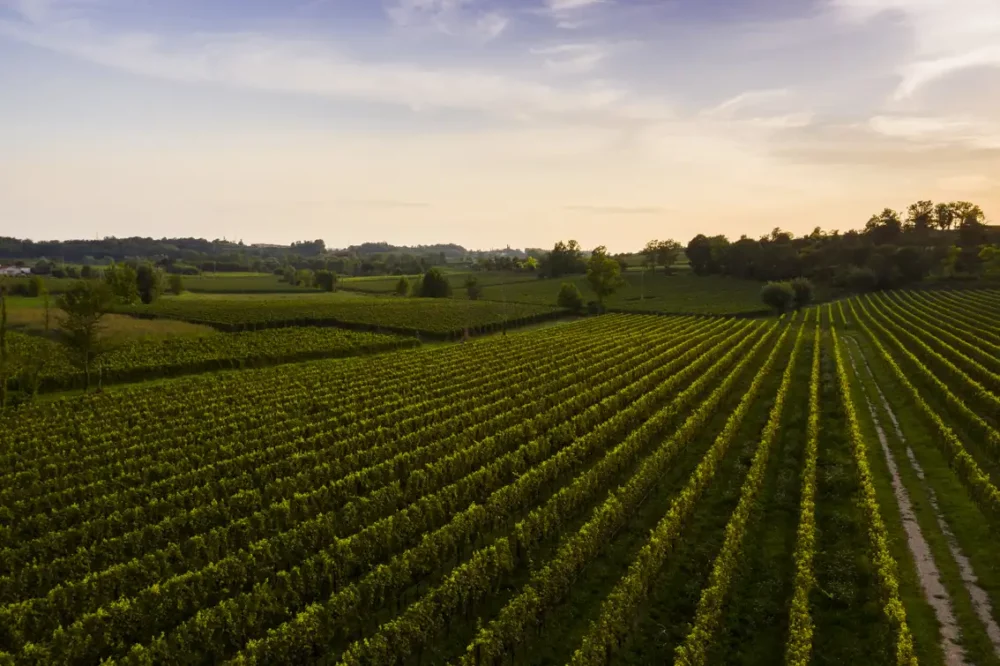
<box><xmin>2</xmin><ymin>288</ymin><xmax>1000</xmax><ymax>664</ymax></box>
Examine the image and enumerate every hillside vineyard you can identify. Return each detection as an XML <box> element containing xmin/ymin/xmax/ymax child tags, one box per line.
<box><xmin>2</xmin><ymin>292</ymin><xmax>1000</xmax><ymax>665</ymax></box>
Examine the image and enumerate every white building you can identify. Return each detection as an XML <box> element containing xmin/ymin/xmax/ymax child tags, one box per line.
<box><xmin>0</xmin><ymin>266</ymin><xmax>32</xmax><ymax>277</ymax></box>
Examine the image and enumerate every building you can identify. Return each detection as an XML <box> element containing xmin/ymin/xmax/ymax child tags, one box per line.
<box><xmin>0</xmin><ymin>266</ymin><xmax>32</xmax><ymax>277</ymax></box>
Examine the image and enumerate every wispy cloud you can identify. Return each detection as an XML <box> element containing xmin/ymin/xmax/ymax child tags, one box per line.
<box><xmin>0</xmin><ymin>7</ymin><xmax>672</xmax><ymax>121</ymax></box>
<box><xmin>385</xmin><ymin>0</ymin><xmax>508</xmax><ymax>42</ymax></box>
<box><xmin>539</xmin><ymin>0</ymin><xmax>609</xmax><ymax>30</ymax></box>
<box><xmin>828</xmin><ymin>0</ymin><xmax>1000</xmax><ymax>99</ymax></box>
<box><xmin>868</xmin><ymin>114</ymin><xmax>1000</xmax><ymax>149</ymax></box>
<box><xmin>530</xmin><ymin>43</ymin><xmax>609</xmax><ymax>74</ymax></box>
<box><xmin>703</xmin><ymin>89</ymin><xmax>792</xmax><ymax>117</ymax></box>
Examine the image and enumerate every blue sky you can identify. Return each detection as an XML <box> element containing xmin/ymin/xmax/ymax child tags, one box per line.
<box><xmin>1</xmin><ymin>0</ymin><xmax>997</xmax><ymax>251</ymax></box>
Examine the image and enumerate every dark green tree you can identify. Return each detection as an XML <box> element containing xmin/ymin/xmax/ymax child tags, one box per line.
<box><xmin>760</xmin><ymin>281</ymin><xmax>795</xmax><ymax>314</ymax></box>
<box><xmin>136</xmin><ymin>263</ymin><xmax>164</xmax><ymax>304</ymax></box>
<box><xmin>464</xmin><ymin>276</ymin><xmax>482</xmax><ymax>300</ymax></box>
<box><xmin>418</xmin><ymin>268</ymin><xmax>452</xmax><ymax>298</ymax></box>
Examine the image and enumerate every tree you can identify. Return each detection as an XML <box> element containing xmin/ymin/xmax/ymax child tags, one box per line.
<box><xmin>586</xmin><ymin>245</ymin><xmax>626</xmax><ymax>306</ymax></box>
<box><xmin>395</xmin><ymin>276</ymin><xmax>410</xmax><ymax>296</ymax></box>
<box><xmin>136</xmin><ymin>263</ymin><xmax>164</xmax><ymax>304</ymax></box>
<box><xmin>864</xmin><ymin>208</ymin><xmax>902</xmax><ymax>244</ymax></box>
<box><xmin>27</xmin><ymin>275</ymin><xmax>44</xmax><ymax>298</ymax></box>
<box><xmin>685</xmin><ymin>235</ymin><xmax>713</xmax><ymax>275</ymax></box>
<box><xmin>104</xmin><ymin>263</ymin><xmax>139</xmax><ymax>304</ymax></box>
<box><xmin>542</xmin><ymin>240</ymin><xmax>586</xmax><ymax>278</ymax></box>
<box><xmin>760</xmin><ymin>281</ymin><xmax>795</xmax><ymax>314</ymax></box>
<box><xmin>906</xmin><ymin>200</ymin><xmax>934</xmax><ymax>233</ymax></box>
<box><xmin>314</xmin><ymin>270</ymin><xmax>337</xmax><ymax>292</ymax></box>
<box><xmin>523</xmin><ymin>256</ymin><xmax>539</xmax><ymax>272</ymax></box>
<box><xmin>789</xmin><ymin>277</ymin><xmax>813</xmax><ymax>309</ymax></box>
<box><xmin>643</xmin><ymin>239</ymin><xmax>682</xmax><ymax>273</ymax></box>
<box><xmin>557</xmin><ymin>282</ymin><xmax>584</xmax><ymax>312</ymax></box>
<box><xmin>846</xmin><ymin>266</ymin><xmax>878</xmax><ymax>292</ymax></box>
<box><xmin>80</xmin><ymin>265</ymin><xmax>94</xmax><ymax>279</ymax></box>
<box><xmin>168</xmin><ymin>274</ymin><xmax>185</xmax><ymax>295</ymax></box>
<box><xmin>418</xmin><ymin>268</ymin><xmax>452</xmax><ymax>298</ymax></box>
<box><xmin>465</xmin><ymin>276</ymin><xmax>482</xmax><ymax>300</ymax></box>
<box><xmin>935</xmin><ymin>202</ymin><xmax>955</xmax><ymax>230</ymax></box>
<box><xmin>980</xmin><ymin>246</ymin><xmax>1000</xmax><ymax>277</ymax></box>
<box><xmin>57</xmin><ymin>280</ymin><xmax>113</xmax><ymax>391</ymax></box>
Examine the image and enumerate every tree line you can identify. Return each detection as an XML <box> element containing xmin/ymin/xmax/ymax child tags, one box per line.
<box><xmin>684</xmin><ymin>200</ymin><xmax>995</xmax><ymax>290</ymax></box>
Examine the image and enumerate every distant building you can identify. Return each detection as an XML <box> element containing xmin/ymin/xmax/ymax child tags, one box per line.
<box><xmin>0</xmin><ymin>266</ymin><xmax>32</xmax><ymax>277</ymax></box>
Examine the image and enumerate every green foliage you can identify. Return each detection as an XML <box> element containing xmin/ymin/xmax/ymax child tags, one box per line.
<box><xmin>642</xmin><ymin>239</ymin><xmax>681</xmax><ymax>273</ymax></box>
<box><xmin>845</xmin><ymin>266</ymin><xmax>878</xmax><ymax>293</ymax></box>
<box><xmin>27</xmin><ymin>275</ymin><xmax>44</xmax><ymax>298</ymax></box>
<box><xmin>121</xmin><ymin>296</ymin><xmax>557</xmax><ymax>336</ymax></box>
<box><xmin>557</xmin><ymin>282</ymin><xmax>584</xmax><ymax>311</ymax></box>
<box><xmin>760</xmin><ymin>281</ymin><xmax>795</xmax><ymax>314</ymax></box>
<box><xmin>103</xmin><ymin>263</ymin><xmax>140</xmax><ymax>305</ymax></box>
<box><xmin>5</xmin><ymin>326</ymin><xmax>415</xmax><ymax>391</ymax></box>
<box><xmin>136</xmin><ymin>263</ymin><xmax>164</xmax><ymax>304</ymax></box>
<box><xmin>395</xmin><ymin>276</ymin><xmax>410</xmax><ymax>296</ymax></box>
<box><xmin>789</xmin><ymin>277</ymin><xmax>813</xmax><ymax>309</ymax></box>
<box><xmin>418</xmin><ymin>267</ymin><xmax>452</xmax><ymax>298</ymax></box>
<box><xmin>464</xmin><ymin>276</ymin><xmax>481</xmax><ymax>300</ymax></box>
<box><xmin>543</xmin><ymin>239</ymin><xmax>587</xmax><ymax>278</ymax></box>
<box><xmin>57</xmin><ymin>280</ymin><xmax>113</xmax><ymax>390</ymax></box>
<box><xmin>168</xmin><ymin>274</ymin><xmax>184</xmax><ymax>295</ymax></box>
<box><xmin>313</xmin><ymin>270</ymin><xmax>337</xmax><ymax>292</ymax></box>
<box><xmin>585</xmin><ymin>245</ymin><xmax>626</xmax><ymax>305</ymax></box>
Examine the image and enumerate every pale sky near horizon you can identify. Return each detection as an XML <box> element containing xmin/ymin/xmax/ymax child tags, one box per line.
<box><xmin>1</xmin><ymin>0</ymin><xmax>998</xmax><ymax>252</ymax></box>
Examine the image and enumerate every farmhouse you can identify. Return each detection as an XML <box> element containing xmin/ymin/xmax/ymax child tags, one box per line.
<box><xmin>0</xmin><ymin>266</ymin><xmax>32</xmax><ymax>277</ymax></box>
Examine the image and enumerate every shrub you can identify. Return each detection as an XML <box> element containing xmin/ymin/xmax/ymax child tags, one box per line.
<box><xmin>760</xmin><ymin>281</ymin><xmax>795</xmax><ymax>314</ymax></box>
<box><xmin>846</xmin><ymin>266</ymin><xmax>878</xmax><ymax>293</ymax></box>
<box><xmin>789</xmin><ymin>277</ymin><xmax>813</xmax><ymax>309</ymax></box>
<box><xmin>557</xmin><ymin>282</ymin><xmax>584</xmax><ymax>311</ymax></box>
<box><xmin>418</xmin><ymin>268</ymin><xmax>452</xmax><ymax>298</ymax></box>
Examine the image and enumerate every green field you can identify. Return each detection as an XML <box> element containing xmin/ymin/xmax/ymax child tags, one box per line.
<box><xmin>120</xmin><ymin>294</ymin><xmax>561</xmax><ymax>336</ymax></box>
<box><xmin>2</xmin><ymin>290</ymin><xmax>999</xmax><ymax>665</ymax></box>
<box><xmin>182</xmin><ymin>273</ymin><xmax>317</xmax><ymax>293</ymax></box>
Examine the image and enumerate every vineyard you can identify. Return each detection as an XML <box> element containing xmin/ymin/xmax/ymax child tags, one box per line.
<box><xmin>4</xmin><ymin>327</ymin><xmax>415</xmax><ymax>392</ymax></box>
<box><xmin>119</xmin><ymin>296</ymin><xmax>561</xmax><ymax>336</ymax></box>
<box><xmin>1</xmin><ymin>289</ymin><xmax>999</xmax><ymax>665</ymax></box>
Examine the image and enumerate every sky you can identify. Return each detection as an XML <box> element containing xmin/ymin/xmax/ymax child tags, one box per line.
<box><xmin>0</xmin><ymin>0</ymin><xmax>998</xmax><ymax>252</ymax></box>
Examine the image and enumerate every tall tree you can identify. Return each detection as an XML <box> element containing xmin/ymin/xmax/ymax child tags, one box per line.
<box><xmin>136</xmin><ymin>263</ymin><xmax>164</xmax><ymax>304</ymax></box>
<box><xmin>103</xmin><ymin>263</ymin><xmax>139</xmax><ymax>304</ymax></box>
<box><xmin>586</xmin><ymin>245</ymin><xmax>626</xmax><ymax>306</ymax></box>
<box><xmin>935</xmin><ymin>202</ymin><xmax>955</xmax><ymax>230</ymax></box>
<box><xmin>57</xmin><ymin>281</ymin><xmax>113</xmax><ymax>391</ymax></box>
<box><xmin>906</xmin><ymin>200</ymin><xmax>935</xmax><ymax>233</ymax></box>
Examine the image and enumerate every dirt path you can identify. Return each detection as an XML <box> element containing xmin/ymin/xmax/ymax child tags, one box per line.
<box><xmin>845</xmin><ymin>342</ymin><xmax>968</xmax><ymax>666</ymax></box>
<box><xmin>850</xmin><ymin>338</ymin><xmax>1000</xmax><ymax>659</ymax></box>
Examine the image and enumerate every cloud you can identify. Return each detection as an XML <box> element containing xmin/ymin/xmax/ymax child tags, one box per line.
<box><xmin>565</xmin><ymin>204</ymin><xmax>666</xmax><ymax>215</ymax></box>
<box><xmin>530</xmin><ymin>43</ymin><xmax>609</xmax><ymax>74</ymax></box>
<box><xmin>539</xmin><ymin>0</ymin><xmax>609</xmax><ymax>29</ymax></box>
<box><xmin>703</xmin><ymin>89</ymin><xmax>792</xmax><ymax>117</ymax></box>
<box><xmin>868</xmin><ymin>114</ymin><xmax>1000</xmax><ymax>149</ymax></box>
<box><xmin>828</xmin><ymin>0</ymin><xmax>1000</xmax><ymax>98</ymax></box>
<box><xmin>385</xmin><ymin>0</ymin><xmax>508</xmax><ymax>42</ymax></box>
<box><xmin>0</xmin><ymin>8</ymin><xmax>673</xmax><ymax>122</ymax></box>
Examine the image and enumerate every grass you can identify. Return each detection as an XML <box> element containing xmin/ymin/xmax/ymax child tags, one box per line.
<box><xmin>4</xmin><ymin>296</ymin><xmax>216</xmax><ymax>342</ymax></box>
